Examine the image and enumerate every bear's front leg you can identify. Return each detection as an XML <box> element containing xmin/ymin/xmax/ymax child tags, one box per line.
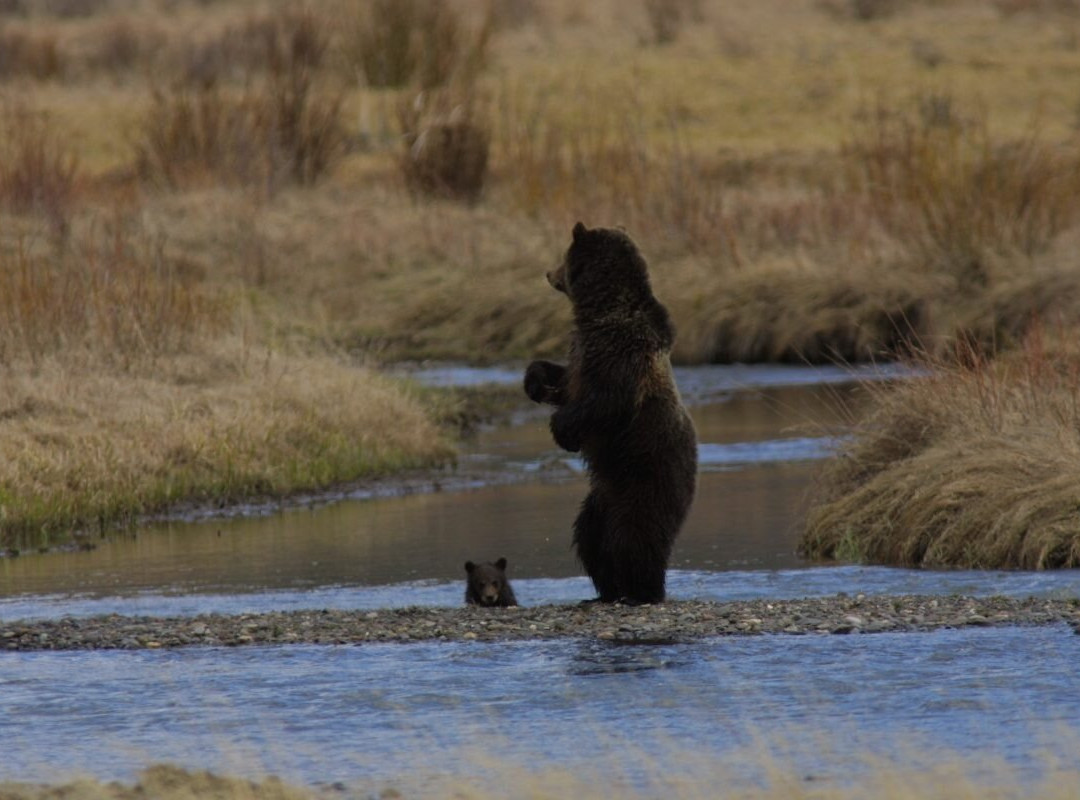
<box><xmin>524</xmin><ymin>360</ymin><xmax>567</xmax><ymax>405</ymax></box>
<box><xmin>550</xmin><ymin>406</ymin><xmax>583</xmax><ymax>453</ymax></box>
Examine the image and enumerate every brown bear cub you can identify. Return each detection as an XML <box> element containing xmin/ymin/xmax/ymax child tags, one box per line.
<box><xmin>524</xmin><ymin>223</ymin><xmax>697</xmax><ymax>605</ymax></box>
<box><xmin>464</xmin><ymin>558</ymin><xmax>518</xmax><ymax>607</ymax></box>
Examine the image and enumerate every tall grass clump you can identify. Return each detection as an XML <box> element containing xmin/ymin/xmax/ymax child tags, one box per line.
<box><xmin>800</xmin><ymin>329</ymin><xmax>1080</xmax><ymax>569</ymax></box>
<box><xmin>642</xmin><ymin>0</ymin><xmax>702</xmax><ymax>45</ymax></box>
<box><xmin>0</xmin><ymin>25</ymin><xmax>61</xmax><ymax>79</ymax></box>
<box><xmin>819</xmin><ymin>0</ymin><xmax>905</xmax><ymax>20</ymax></box>
<box><xmin>136</xmin><ymin>8</ymin><xmax>344</xmax><ymax>189</ymax></box>
<box><xmin>83</xmin><ymin>19</ymin><xmax>166</xmax><ymax>78</ymax></box>
<box><xmin>0</xmin><ymin>103</ymin><xmax>78</xmax><ymax>235</ymax></box>
<box><xmin>495</xmin><ymin>87</ymin><xmax>731</xmax><ymax>256</ymax></box>
<box><xmin>178</xmin><ymin>10</ymin><xmax>324</xmax><ymax>85</ymax></box>
<box><xmin>347</xmin><ymin>0</ymin><xmax>493</xmax><ymax>89</ymax></box>
<box><xmin>0</xmin><ymin>222</ymin><xmax>221</xmax><ymax>367</ymax></box>
<box><xmin>398</xmin><ymin>90</ymin><xmax>490</xmax><ymax>202</ymax></box>
<box><xmin>845</xmin><ymin>98</ymin><xmax>1080</xmax><ymax>289</ymax></box>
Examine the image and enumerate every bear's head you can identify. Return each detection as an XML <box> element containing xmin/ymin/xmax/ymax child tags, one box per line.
<box><xmin>547</xmin><ymin>222</ymin><xmax>653</xmax><ymax>311</ymax></box>
<box><xmin>465</xmin><ymin>557</ymin><xmax>510</xmax><ymax>606</ymax></box>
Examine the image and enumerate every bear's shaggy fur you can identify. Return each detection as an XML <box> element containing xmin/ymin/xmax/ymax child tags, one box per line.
<box><xmin>524</xmin><ymin>223</ymin><xmax>697</xmax><ymax>604</ymax></box>
<box><xmin>464</xmin><ymin>557</ymin><xmax>518</xmax><ymax>607</ymax></box>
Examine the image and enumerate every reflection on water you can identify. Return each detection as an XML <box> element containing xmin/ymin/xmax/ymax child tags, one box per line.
<box><xmin>1</xmin><ymin>627</ymin><xmax>1077</xmax><ymax>788</ymax></box>
<box><xmin>2</xmin><ymin>379</ymin><xmax>855</xmax><ymax>602</ymax></box>
<box><xmin>0</xmin><ymin>464</ymin><xmax>814</xmax><ymax>601</ymax></box>
<box><xmin>568</xmin><ymin>639</ymin><xmax>688</xmax><ymax>676</ymax></box>
<box><xmin>407</xmin><ymin>362</ymin><xmax>913</xmax><ymax>400</ymax></box>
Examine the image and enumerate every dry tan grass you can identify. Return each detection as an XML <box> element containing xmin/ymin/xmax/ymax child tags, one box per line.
<box><xmin>0</xmin><ymin>218</ymin><xmax>218</xmax><ymax>365</ymax></box>
<box><xmin>2</xmin><ymin>755</ymin><xmax>1080</xmax><ymax>800</ymax></box>
<box><xmin>0</xmin><ymin>203</ymin><xmax>452</xmax><ymax>548</ymax></box>
<box><xmin>800</xmin><ymin>330</ymin><xmax>1080</xmax><ymax>568</ymax></box>
<box><xmin>7</xmin><ymin>0</ymin><xmax>1080</xmax><ymax>536</ymax></box>
<box><xmin>0</xmin><ymin>764</ymin><xmax>312</xmax><ymax>800</ymax></box>
<box><xmin>0</xmin><ymin>344</ymin><xmax>453</xmax><ymax>550</ymax></box>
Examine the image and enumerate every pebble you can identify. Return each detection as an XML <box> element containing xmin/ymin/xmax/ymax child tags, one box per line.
<box><xmin>0</xmin><ymin>596</ymin><xmax>1076</xmax><ymax>652</ymax></box>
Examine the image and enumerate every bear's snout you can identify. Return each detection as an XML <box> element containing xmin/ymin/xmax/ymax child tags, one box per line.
<box><xmin>547</xmin><ymin>268</ymin><xmax>567</xmax><ymax>294</ymax></box>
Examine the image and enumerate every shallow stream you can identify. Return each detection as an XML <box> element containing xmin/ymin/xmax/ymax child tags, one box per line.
<box><xmin>2</xmin><ymin>364</ymin><xmax>1079</xmax><ymax>790</ymax></box>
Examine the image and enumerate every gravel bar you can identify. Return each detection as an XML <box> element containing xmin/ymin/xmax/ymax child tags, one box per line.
<box><xmin>3</xmin><ymin>595</ymin><xmax>1080</xmax><ymax>651</ymax></box>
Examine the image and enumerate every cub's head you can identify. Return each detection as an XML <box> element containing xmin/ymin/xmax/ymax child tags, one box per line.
<box><xmin>547</xmin><ymin>222</ymin><xmax>652</xmax><ymax>309</ymax></box>
<box><xmin>465</xmin><ymin>558</ymin><xmax>510</xmax><ymax>607</ymax></box>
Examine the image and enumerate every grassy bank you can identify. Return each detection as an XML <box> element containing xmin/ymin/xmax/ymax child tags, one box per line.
<box><xmin>0</xmin><ymin>192</ymin><xmax>455</xmax><ymax>550</ymax></box>
<box><xmin>800</xmin><ymin>330</ymin><xmax>1080</xmax><ymax>568</ymax></box>
<box><xmin>0</xmin><ymin>349</ymin><xmax>455</xmax><ymax>553</ymax></box>
<box><xmin>6</xmin><ymin>0</ymin><xmax>1080</xmax><ymax>542</ymax></box>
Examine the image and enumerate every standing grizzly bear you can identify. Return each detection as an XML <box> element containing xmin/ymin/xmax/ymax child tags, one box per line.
<box><xmin>524</xmin><ymin>223</ymin><xmax>697</xmax><ymax>604</ymax></box>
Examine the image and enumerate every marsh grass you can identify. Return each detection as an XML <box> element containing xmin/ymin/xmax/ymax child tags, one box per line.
<box><xmin>800</xmin><ymin>329</ymin><xmax>1080</xmax><ymax>568</ymax></box>
<box><xmin>0</xmin><ymin>103</ymin><xmax>79</xmax><ymax>235</ymax></box>
<box><xmin>0</xmin><ymin>211</ymin><xmax>452</xmax><ymax>548</ymax></box>
<box><xmin>10</xmin><ymin>0</ymin><xmax>1080</xmax><ymax>534</ymax></box>
<box><xmin>398</xmin><ymin>90</ymin><xmax>491</xmax><ymax>202</ymax></box>
<box><xmin>0</xmin><ymin>348</ymin><xmax>454</xmax><ymax>549</ymax></box>
<box><xmin>845</xmin><ymin>98</ymin><xmax>1080</xmax><ymax>289</ymax></box>
<box><xmin>492</xmin><ymin>85</ymin><xmax>732</xmax><ymax>257</ymax></box>
<box><xmin>0</xmin><ymin>222</ymin><xmax>218</xmax><ymax>366</ymax></box>
<box><xmin>346</xmin><ymin>0</ymin><xmax>493</xmax><ymax>89</ymax></box>
<box><xmin>0</xmin><ymin>24</ymin><xmax>61</xmax><ymax>79</ymax></box>
<box><xmin>642</xmin><ymin>0</ymin><xmax>701</xmax><ymax>45</ymax></box>
<box><xmin>135</xmin><ymin>8</ymin><xmax>344</xmax><ymax>189</ymax></box>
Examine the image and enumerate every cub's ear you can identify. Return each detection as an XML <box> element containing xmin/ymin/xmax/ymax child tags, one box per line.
<box><xmin>465</xmin><ymin>561</ymin><xmax>476</xmax><ymax>574</ymax></box>
<box><xmin>572</xmin><ymin>221</ymin><xmax>588</xmax><ymax>242</ymax></box>
<box><xmin>495</xmin><ymin>557</ymin><xmax>508</xmax><ymax>571</ymax></box>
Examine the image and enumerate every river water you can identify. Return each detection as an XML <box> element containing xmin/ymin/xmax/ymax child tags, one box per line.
<box><xmin>2</xmin><ymin>364</ymin><xmax>1079</xmax><ymax>792</ymax></box>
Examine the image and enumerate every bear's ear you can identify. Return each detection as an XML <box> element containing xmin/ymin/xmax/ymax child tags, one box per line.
<box><xmin>572</xmin><ymin>221</ymin><xmax>588</xmax><ymax>242</ymax></box>
<box><xmin>495</xmin><ymin>557</ymin><xmax>508</xmax><ymax>571</ymax></box>
<box><xmin>465</xmin><ymin>561</ymin><xmax>476</xmax><ymax>574</ymax></box>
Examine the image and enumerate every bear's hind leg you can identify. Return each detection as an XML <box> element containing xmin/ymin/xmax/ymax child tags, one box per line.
<box><xmin>609</xmin><ymin>510</ymin><xmax>672</xmax><ymax>604</ymax></box>
<box><xmin>613</xmin><ymin>555</ymin><xmax>668</xmax><ymax>605</ymax></box>
<box><xmin>573</xmin><ymin>490</ymin><xmax>620</xmax><ymax>602</ymax></box>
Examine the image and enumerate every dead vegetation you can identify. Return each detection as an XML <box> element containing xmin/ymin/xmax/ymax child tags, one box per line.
<box><xmin>3</xmin><ymin>753</ymin><xmax>1080</xmax><ymax>800</ymax></box>
<box><xmin>0</xmin><ymin>103</ymin><xmax>79</xmax><ymax>235</ymax></box>
<box><xmin>800</xmin><ymin>330</ymin><xmax>1080</xmax><ymax>569</ymax></box>
<box><xmin>0</xmin><ymin>345</ymin><xmax>454</xmax><ymax>549</ymax></box>
<box><xmin>134</xmin><ymin>8</ymin><xmax>344</xmax><ymax>190</ymax></box>
<box><xmin>4</xmin><ymin>0</ymin><xmax>1080</xmax><ymax>541</ymax></box>
<box><xmin>345</xmin><ymin>0</ymin><xmax>493</xmax><ymax>89</ymax></box>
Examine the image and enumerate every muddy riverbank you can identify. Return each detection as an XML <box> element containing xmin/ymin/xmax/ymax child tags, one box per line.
<box><xmin>3</xmin><ymin>595</ymin><xmax>1078</xmax><ymax>651</ymax></box>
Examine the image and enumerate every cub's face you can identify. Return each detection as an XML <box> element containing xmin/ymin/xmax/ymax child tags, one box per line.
<box><xmin>465</xmin><ymin>558</ymin><xmax>509</xmax><ymax>606</ymax></box>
